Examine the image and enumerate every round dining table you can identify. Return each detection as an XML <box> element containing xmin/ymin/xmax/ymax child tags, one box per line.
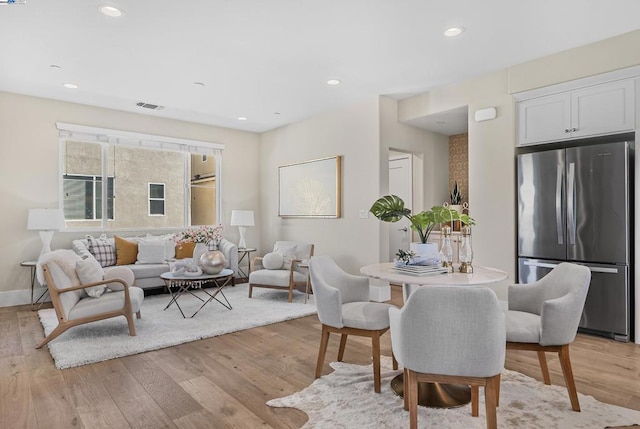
<box><xmin>360</xmin><ymin>262</ymin><xmax>508</xmax><ymax>408</ymax></box>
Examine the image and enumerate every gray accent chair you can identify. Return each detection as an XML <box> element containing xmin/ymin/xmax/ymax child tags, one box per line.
<box><xmin>390</xmin><ymin>286</ymin><xmax>505</xmax><ymax>429</ymax></box>
<box><xmin>37</xmin><ymin>263</ymin><xmax>144</xmax><ymax>349</ymax></box>
<box><xmin>505</xmin><ymin>262</ymin><xmax>591</xmax><ymax>412</ymax></box>
<box><xmin>310</xmin><ymin>255</ymin><xmax>397</xmax><ymax>393</ymax></box>
<box><xmin>249</xmin><ymin>241</ymin><xmax>314</xmax><ymax>302</ymax></box>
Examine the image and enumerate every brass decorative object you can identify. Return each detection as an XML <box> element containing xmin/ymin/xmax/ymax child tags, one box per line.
<box><xmin>199</xmin><ymin>250</ymin><xmax>227</xmax><ymax>275</ymax></box>
<box><xmin>458</xmin><ymin>225</ymin><xmax>473</xmax><ymax>273</ymax></box>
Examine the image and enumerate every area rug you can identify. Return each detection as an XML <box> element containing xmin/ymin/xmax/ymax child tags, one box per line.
<box><xmin>38</xmin><ymin>284</ymin><xmax>316</xmax><ymax>369</ymax></box>
<box><xmin>268</xmin><ymin>357</ymin><xmax>640</xmax><ymax>428</ymax></box>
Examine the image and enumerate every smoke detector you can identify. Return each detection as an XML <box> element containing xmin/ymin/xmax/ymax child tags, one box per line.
<box><xmin>136</xmin><ymin>101</ymin><xmax>164</xmax><ymax>110</ymax></box>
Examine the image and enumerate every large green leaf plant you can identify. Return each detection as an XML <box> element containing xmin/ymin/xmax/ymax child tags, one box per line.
<box><xmin>369</xmin><ymin>195</ymin><xmax>474</xmax><ymax>243</ymax></box>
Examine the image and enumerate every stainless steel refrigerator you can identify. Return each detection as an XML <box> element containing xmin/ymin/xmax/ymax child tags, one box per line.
<box><xmin>517</xmin><ymin>138</ymin><xmax>634</xmax><ymax>342</ymax></box>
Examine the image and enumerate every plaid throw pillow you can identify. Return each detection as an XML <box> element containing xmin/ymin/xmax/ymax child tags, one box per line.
<box><xmin>87</xmin><ymin>236</ymin><xmax>116</xmax><ymax>267</ymax></box>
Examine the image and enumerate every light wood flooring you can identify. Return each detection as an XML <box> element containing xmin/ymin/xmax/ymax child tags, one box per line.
<box><xmin>1</xmin><ymin>286</ymin><xmax>639</xmax><ymax>428</ymax></box>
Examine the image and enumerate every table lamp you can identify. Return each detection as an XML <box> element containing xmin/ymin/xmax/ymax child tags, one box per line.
<box><xmin>230</xmin><ymin>210</ymin><xmax>254</xmax><ymax>249</ymax></box>
<box><xmin>27</xmin><ymin>208</ymin><xmax>65</xmax><ymax>256</ymax></box>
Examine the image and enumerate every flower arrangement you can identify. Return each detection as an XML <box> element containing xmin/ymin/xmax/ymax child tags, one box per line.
<box><xmin>173</xmin><ymin>225</ymin><xmax>223</xmax><ymax>245</ymax></box>
<box><xmin>395</xmin><ymin>249</ymin><xmax>416</xmax><ymax>265</ymax></box>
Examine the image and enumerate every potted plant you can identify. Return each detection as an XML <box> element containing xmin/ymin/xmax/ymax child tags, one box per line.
<box><xmin>369</xmin><ymin>195</ymin><xmax>474</xmax><ymax>262</ymax></box>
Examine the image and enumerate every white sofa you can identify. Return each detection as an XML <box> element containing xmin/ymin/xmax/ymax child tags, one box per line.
<box><xmin>72</xmin><ymin>237</ymin><xmax>238</xmax><ymax>290</ymax></box>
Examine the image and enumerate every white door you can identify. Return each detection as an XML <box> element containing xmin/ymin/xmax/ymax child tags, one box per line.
<box><xmin>388</xmin><ymin>155</ymin><xmax>412</xmax><ymax>261</ymax></box>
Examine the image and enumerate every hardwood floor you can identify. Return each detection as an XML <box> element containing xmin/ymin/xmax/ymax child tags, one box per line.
<box><xmin>1</xmin><ymin>286</ymin><xmax>639</xmax><ymax>428</ymax></box>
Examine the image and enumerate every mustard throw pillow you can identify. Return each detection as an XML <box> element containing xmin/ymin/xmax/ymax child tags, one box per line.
<box><xmin>115</xmin><ymin>235</ymin><xmax>138</xmax><ymax>265</ymax></box>
<box><xmin>175</xmin><ymin>241</ymin><xmax>195</xmax><ymax>259</ymax></box>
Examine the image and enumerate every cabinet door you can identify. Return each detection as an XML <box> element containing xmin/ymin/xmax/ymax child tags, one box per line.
<box><xmin>571</xmin><ymin>80</ymin><xmax>635</xmax><ymax>138</ymax></box>
<box><xmin>517</xmin><ymin>93</ymin><xmax>571</xmax><ymax>146</ymax></box>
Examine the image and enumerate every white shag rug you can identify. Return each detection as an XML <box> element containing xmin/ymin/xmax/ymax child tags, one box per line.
<box><xmin>38</xmin><ymin>284</ymin><xmax>316</xmax><ymax>369</ymax></box>
<box><xmin>268</xmin><ymin>356</ymin><xmax>640</xmax><ymax>428</ymax></box>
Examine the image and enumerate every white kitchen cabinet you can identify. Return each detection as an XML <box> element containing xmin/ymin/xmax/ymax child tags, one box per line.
<box><xmin>517</xmin><ymin>79</ymin><xmax>635</xmax><ymax>146</ymax></box>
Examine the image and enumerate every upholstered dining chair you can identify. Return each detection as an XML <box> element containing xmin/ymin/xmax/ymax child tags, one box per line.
<box><xmin>505</xmin><ymin>262</ymin><xmax>590</xmax><ymax>412</ymax></box>
<box><xmin>309</xmin><ymin>255</ymin><xmax>397</xmax><ymax>393</ymax></box>
<box><xmin>390</xmin><ymin>286</ymin><xmax>505</xmax><ymax>429</ymax></box>
<box><xmin>36</xmin><ymin>259</ymin><xmax>144</xmax><ymax>349</ymax></box>
<box><xmin>248</xmin><ymin>241</ymin><xmax>314</xmax><ymax>302</ymax></box>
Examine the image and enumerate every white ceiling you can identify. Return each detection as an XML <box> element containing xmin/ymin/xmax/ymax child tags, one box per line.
<box><xmin>1</xmin><ymin>1</ymin><xmax>640</xmax><ymax>134</ymax></box>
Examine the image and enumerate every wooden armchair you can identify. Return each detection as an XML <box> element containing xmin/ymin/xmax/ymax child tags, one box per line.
<box><xmin>248</xmin><ymin>241</ymin><xmax>314</xmax><ymax>302</ymax></box>
<box><xmin>37</xmin><ymin>263</ymin><xmax>144</xmax><ymax>349</ymax></box>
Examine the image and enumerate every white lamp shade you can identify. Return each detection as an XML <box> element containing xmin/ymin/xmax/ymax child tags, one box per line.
<box><xmin>27</xmin><ymin>209</ymin><xmax>65</xmax><ymax>231</ymax></box>
<box><xmin>230</xmin><ymin>210</ymin><xmax>255</xmax><ymax>227</ymax></box>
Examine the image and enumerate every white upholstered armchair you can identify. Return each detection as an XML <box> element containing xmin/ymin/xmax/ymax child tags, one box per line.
<box><xmin>505</xmin><ymin>262</ymin><xmax>591</xmax><ymax>411</ymax></box>
<box><xmin>36</xmin><ymin>250</ymin><xmax>144</xmax><ymax>349</ymax></box>
<box><xmin>390</xmin><ymin>286</ymin><xmax>505</xmax><ymax>429</ymax></box>
<box><xmin>310</xmin><ymin>255</ymin><xmax>397</xmax><ymax>393</ymax></box>
<box><xmin>248</xmin><ymin>241</ymin><xmax>314</xmax><ymax>302</ymax></box>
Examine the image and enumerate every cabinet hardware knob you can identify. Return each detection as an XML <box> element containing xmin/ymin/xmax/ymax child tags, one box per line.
<box><xmin>564</xmin><ymin>129</ymin><xmax>570</xmax><ymax>133</ymax></box>
<box><xmin>571</xmin><ymin>127</ymin><xmax>578</xmax><ymax>132</ymax></box>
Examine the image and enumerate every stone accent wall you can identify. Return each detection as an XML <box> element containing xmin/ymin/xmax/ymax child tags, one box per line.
<box><xmin>448</xmin><ymin>133</ymin><xmax>468</xmax><ymax>205</ymax></box>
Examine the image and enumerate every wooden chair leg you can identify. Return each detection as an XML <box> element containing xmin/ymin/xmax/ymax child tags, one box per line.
<box><xmin>558</xmin><ymin>345</ymin><xmax>581</xmax><ymax>412</ymax></box>
<box><xmin>338</xmin><ymin>334</ymin><xmax>348</xmax><ymax>361</ymax></box>
<box><xmin>125</xmin><ymin>312</ymin><xmax>137</xmax><ymax>336</ymax></box>
<box><xmin>537</xmin><ymin>350</ymin><xmax>551</xmax><ymax>384</ymax></box>
<box><xmin>471</xmin><ymin>385</ymin><xmax>479</xmax><ymax>417</ymax></box>
<box><xmin>403</xmin><ymin>368</ymin><xmax>409</xmax><ymax>411</ymax></box>
<box><xmin>248</xmin><ymin>283</ymin><xmax>253</xmax><ymax>298</ymax></box>
<box><xmin>288</xmin><ymin>285</ymin><xmax>293</xmax><ymax>303</ymax></box>
<box><xmin>136</xmin><ymin>310</ymin><xmax>142</xmax><ymax>319</ymax></box>
<box><xmin>408</xmin><ymin>370</ymin><xmax>418</xmax><ymax>429</ymax></box>
<box><xmin>372</xmin><ymin>332</ymin><xmax>381</xmax><ymax>393</ymax></box>
<box><xmin>36</xmin><ymin>323</ymin><xmax>69</xmax><ymax>349</ymax></box>
<box><xmin>496</xmin><ymin>373</ymin><xmax>501</xmax><ymax>407</ymax></box>
<box><xmin>485</xmin><ymin>376</ymin><xmax>499</xmax><ymax>429</ymax></box>
<box><xmin>315</xmin><ymin>326</ymin><xmax>330</xmax><ymax>379</ymax></box>
<box><xmin>392</xmin><ymin>352</ymin><xmax>398</xmax><ymax>370</ymax></box>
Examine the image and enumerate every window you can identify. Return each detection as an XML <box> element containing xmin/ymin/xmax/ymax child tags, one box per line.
<box><xmin>57</xmin><ymin>123</ymin><xmax>224</xmax><ymax>230</ymax></box>
<box><xmin>148</xmin><ymin>183</ymin><xmax>165</xmax><ymax>216</ymax></box>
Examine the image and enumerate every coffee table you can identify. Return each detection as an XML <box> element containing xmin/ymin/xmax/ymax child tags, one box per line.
<box><xmin>161</xmin><ymin>269</ymin><xmax>234</xmax><ymax>318</ymax></box>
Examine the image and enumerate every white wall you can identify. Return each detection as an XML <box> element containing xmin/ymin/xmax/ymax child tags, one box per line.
<box><xmin>0</xmin><ymin>91</ymin><xmax>260</xmax><ymax>305</ymax></box>
<box><xmin>259</xmin><ymin>98</ymin><xmax>381</xmax><ymax>274</ymax></box>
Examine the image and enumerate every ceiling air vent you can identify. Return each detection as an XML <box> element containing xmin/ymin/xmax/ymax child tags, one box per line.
<box><xmin>136</xmin><ymin>101</ymin><xmax>164</xmax><ymax>110</ymax></box>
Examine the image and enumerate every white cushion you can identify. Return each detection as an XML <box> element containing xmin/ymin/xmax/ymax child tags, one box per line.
<box><xmin>136</xmin><ymin>240</ymin><xmax>167</xmax><ymax>264</ymax></box>
<box><xmin>274</xmin><ymin>244</ymin><xmax>297</xmax><ymax>268</ymax></box>
<box><xmin>103</xmin><ymin>266</ymin><xmax>135</xmax><ymax>291</ymax></box>
<box><xmin>68</xmin><ymin>287</ymin><xmax>144</xmax><ymax>320</ymax></box>
<box><xmin>249</xmin><ymin>269</ymin><xmax>307</xmax><ymax>287</ymax></box>
<box><xmin>341</xmin><ymin>301</ymin><xmax>393</xmax><ymax>330</ymax></box>
<box><xmin>505</xmin><ymin>310</ymin><xmax>542</xmax><ymax>343</ymax></box>
<box><xmin>143</xmin><ymin>234</ymin><xmax>176</xmax><ymax>259</ymax></box>
<box><xmin>76</xmin><ymin>258</ymin><xmax>106</xmax><ymax>298</ymax></box>
<box><xmin>263</xmin><ymin>252</ymin><xmax>284</xmax><ymax>270</ymax></box>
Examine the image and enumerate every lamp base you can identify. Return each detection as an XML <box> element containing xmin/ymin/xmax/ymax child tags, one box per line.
<box><xmin>39</xmin><ymin>230</ymin><xmax>54</xmax><ymax>257</ymax></box>
<box><xmin>238</xmin><ymin>226</ymin><xmax>247</xmax><ymax>249</ymax></box>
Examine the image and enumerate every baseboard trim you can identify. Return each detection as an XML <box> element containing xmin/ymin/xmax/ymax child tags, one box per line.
<box><xmin>0</xmin><ymin>287</ymin><xmax>50</xmax><ymax>308</ymax></box>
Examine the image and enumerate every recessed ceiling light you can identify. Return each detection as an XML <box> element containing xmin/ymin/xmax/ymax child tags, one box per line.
<box><xmin>193</xmin><ymin>82</ymin><xmax>205</xmax><ymax>86</ymax></box>
<box><xmin>98</xmin><ymin>5</ymin><xmax>123</xmax><ymax>17</ymax></box>
<box><xmin>63</xmin><ymin>83</ymin><xmax>78</xmax><ymax>89</ymax></box>
<box><xmin>443</xmin><ymin>27</ymin><xmax>465</xmax><ymax>37</ymax></box>
<box><xmin>327</xmin><ymin>79</ymin><xmax>341</xmax><ymax>86</ymax></box>
<box><xmin>237</xmin><ymin>116</ymin><xmax>248</xmax><ymax>121</ymax></box>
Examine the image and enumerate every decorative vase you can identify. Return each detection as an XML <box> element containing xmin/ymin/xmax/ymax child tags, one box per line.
<box><xmin>409</xmin><ymin>242</ymin><xmax>440</xmax><ymax>265</ymax></box>
<box><xmin>200</xmin><ymin>250</ymin><xmax>227</xmax><ymax>274</ymax></box>
<box><xmin>449</xmin><ymin>204</ymin><xmax>462</xmax><ymax>231</ymax></box>
<box><xmin>193</xmin><ymin>242</ymin><xmax>208</xmax><ymax>264</ymax></box>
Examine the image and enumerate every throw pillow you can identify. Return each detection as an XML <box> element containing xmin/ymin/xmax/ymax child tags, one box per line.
<box><xmin>87</xmin><ymin>235</ymin><xmax>116</xmax><ymax>267</ymax></box>
<box><xmin>274</xmin><ymin>244</ymin><xmax>297</xmax><ymax>269</ymax></box>
<box><xmin>262</xmin><ymin>252</ymin><xmax>284</xmax><ymax>270</ymax></box>
<box><xmin>144</xmin><ymin>234</ymin><xmax>176</xmax><ymax>259</ymax></box>
<box><xmin>136</xmin><ymin>240</ymin><xmax>167</xmax><ymax>264</ymax></box>
<box><xmin>175</xmin><ymin>241</ymin><xmax>196</xmax><ymax>259</ymax></box>
<box><xmin>76</xmin><ymin>257</ymin><xmax>106</xmax><ymax>298</ymax></box>
<box><xmin>115</xmin><ymin>235</ymin><xmax>138</xmax><ymax>265</ymax></box>
<box><xmin>103</xmin><ymin>266</ymin><xmax>135</xmax><ymax>291</ymax></box>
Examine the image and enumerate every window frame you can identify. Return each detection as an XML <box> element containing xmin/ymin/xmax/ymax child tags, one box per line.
<box><xmin>148</xmin><ymin>182</ymin><xmax>166</xmax><ymax>216</ymax></box>
<box><xmin>63</xmin><ymin>173</ymin><xmax>115</xmax><ymax>221</ymax></box>
<box><xmin>57</xmin><ymin>122</ymin><xmax>224</xmax><ymax>232</ymax></box>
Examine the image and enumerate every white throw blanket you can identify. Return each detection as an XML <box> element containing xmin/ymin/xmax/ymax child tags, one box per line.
<box><xmin>36</xmin><ymin>249</ymin><xmax>82</xmax><ymax>286</ymax></box>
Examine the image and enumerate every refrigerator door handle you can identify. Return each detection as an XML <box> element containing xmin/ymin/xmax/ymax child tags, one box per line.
<box><xmin>567</xmin><ymin>162</ymin><xmax>576</xmax><ymax>245</ymax></box>
<box><xmin>523</xmin><ymin>259</ymin><xmax>619</xmax><ymax>274</ymax></box>
<box><xmin>555</xmin><ymin>164</ymin><xmax>563</xmax><ymax>245</ymax></box>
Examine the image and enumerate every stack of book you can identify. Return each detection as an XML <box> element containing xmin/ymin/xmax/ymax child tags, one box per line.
<box><xmin>392</xmin><ymin>264</ymin><xmax>449</xmax><ymax>276</ymax></box>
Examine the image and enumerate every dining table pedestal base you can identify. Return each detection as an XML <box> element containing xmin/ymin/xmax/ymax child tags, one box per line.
<box><xmin>390</xmin><ymin>374</ymin><xmax>471</xmax><ymax>408</ymax></box>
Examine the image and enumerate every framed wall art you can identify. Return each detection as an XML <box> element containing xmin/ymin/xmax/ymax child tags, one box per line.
<box><xmin>278</xmin><ymin>155</ymin><xmax>342</xmax><ymax>218</ymax></box>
